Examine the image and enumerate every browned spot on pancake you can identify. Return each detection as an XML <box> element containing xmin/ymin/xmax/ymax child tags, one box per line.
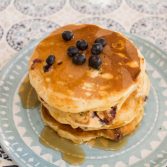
<box><xmin>144</xmin><ymin>96</ymin><xmax>148</xmax><ymax>102</ymax></box>
<box><xmin>72</xmin><ymin>112</ymin><xmax>90</xmax><ymax>125</ymax></box>
<box><xmin>31</xmin><ymin>58</ymin><xmax>42</xmax><ymax>70</ymax></box>
<box><xmin>97</xmin><ymin>106</ymin><xmax>117</xmax><ymax>125</ymax></box>
<box><xmin>39</xmin><ymin>97</ymin><xmax>45</xmax><ymax>103</ymax></box>
<box><xmin>110</xmin><ymin>106</ymin><xmax>117</xmax><ymax>117</ymax></box>
<box><xmin>93</xmin><ymin>111</ymin><xmax>108</xmax><ymax>124</ymax></box>
<box><xmin>93</xmin><ymin>111</ymin><xmax>111</xmax><ymax>125</ymax></box>
<box><xmin>113</xmin><ymin>128</ymin><xmax>123</xmax><ymax>141</ymax></box>
<box><xmin>57</xmin><ymin>61</ymin><xmax>63</xmax><ymax>65</ymax></box>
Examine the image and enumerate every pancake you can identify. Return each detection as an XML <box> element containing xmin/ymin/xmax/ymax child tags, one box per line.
<box><xmin>40</xmin><ymin>73</ymin><xmax>150</xmax><ymax>130</ymax></box>
<box><xmin>41</xmin><ymin>105</ymin><xmax>144</xmax><ymax>144</ymax></box>
<box><xmin>28</xmin><ymin>24</ymin><xmax>150</xmax><ymax>144</ymax></box>
<box><xmin>29</xmin><ymin>24</ymin><xmax>142</xmax><ymax>113</ymax></box>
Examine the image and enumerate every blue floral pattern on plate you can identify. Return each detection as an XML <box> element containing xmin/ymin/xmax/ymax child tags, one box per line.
<box><xmin>0</xmin><ymin>34</ymin><xmax>167</xmax><ymax>167</ymax></box>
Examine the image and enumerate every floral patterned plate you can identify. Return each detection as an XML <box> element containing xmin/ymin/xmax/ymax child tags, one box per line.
<box><xmin>0</xmin><ymin>34</ymin><xmax>167</xmax><ymax>167</ymax></box>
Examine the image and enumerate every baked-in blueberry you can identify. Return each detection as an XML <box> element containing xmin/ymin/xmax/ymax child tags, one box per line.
<box><xmin>43</xmin><ymin>64</ymin><xmax>50</xmax><ymax>72</ymax></box>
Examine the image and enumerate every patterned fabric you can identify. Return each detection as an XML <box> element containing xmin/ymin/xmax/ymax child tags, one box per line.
<box><xmin>3</xmin><ymin>166</ymin><xmax>18</xmax><ymax>167</ymax></box>
<box><xmin>6</xmin><ymin>19</ymin><xmax>59</xmax><ymax>51</ymax></box>
<box><xmin>14</xmin><ymin>0</ymin><xmax>66</xmax><ymax>17</ymax></box>
<box><xmin>0</xmin><ymin>0</ymin><xmax>167</xmax><ymax>166</ymax></box>
<box><xmin>0</xmin><ymin>146</ymin><xmax>18</xmax><ymax>167</ymax></box>
<box><xmin>0</xmin><ymin>146</ymin><xmax>11</xmax><ymax>161</ymax></box>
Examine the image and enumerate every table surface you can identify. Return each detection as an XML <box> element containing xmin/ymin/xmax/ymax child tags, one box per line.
<box><xmin>0</xmin><ymin>0</ymin><xmax>167</xmax><ymax>166</ymax></box>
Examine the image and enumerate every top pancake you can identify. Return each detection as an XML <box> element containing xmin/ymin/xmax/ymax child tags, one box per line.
<box><xmin>29</xmin><ymin>24</ymin><xmax>141</xmax><ymax>113</ymax></box>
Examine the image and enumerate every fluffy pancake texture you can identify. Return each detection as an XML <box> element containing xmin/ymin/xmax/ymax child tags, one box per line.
<box><xmin>41</xmin><ymin>105</ymin><xmax>144</xmax><ymax>144</ymax></box>
<box><xmin>28</xmin><ymin>24</ymin><xmax>150</xmax><ymax>143</ymax></box>
<box><xmin>29</xmin><ymin>24</ymin><xmax>141</xmax><ymax>113</ymax></box>
<box><xmin>39</xmin><ymin>73</ymin><xmax>150</xmax><ymax>131</ymax></box>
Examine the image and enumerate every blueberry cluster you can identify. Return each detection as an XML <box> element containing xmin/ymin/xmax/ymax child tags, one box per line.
<box><xmin>62</xmin><ymin>31</ymin><xmax>107</xmax><ymax>69</ymax></box>
<box><xmin>67</xmin><ymin>39</ymin><xmax>87</xmax><ymax>65</ymax></box>
<box><xmin>43</xmin><ymin>55</ymin><xmax>55</xmax><ymax>72</ymax></box>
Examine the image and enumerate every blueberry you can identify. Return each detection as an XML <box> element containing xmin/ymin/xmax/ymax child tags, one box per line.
<box><xmin>46</xmin><ymin>55</ymin><xmax>55</xmax><ymax>65</ymax></box>
<box><xmin>89</xmin><ymin>55</ymin><xmax>102</xmax><ymax>69</ymax></box>
<box><xmin>95</xmin><ymin>37</ymin><xmax>107</xmax><ymax>47</ymax></box>
<box><xmin>72</xmin><ymin>53</ymin><xmax>86</xmax><ymax>65</ymax></box>
<box><xmin>76</xmin><ymin>40</ymin><xmax>88</xmax><ymax>51</ymax></box>
<box><xmin>91</xmin><ymin>43</ymin><xmax>103</xmax><ymax>55</ymax></box>
<box><xmin>67</xmin><ymin>46</ymin><xmax>79</xmax><ymax>57</ymax></box>
<box><xmin>43</xmin><ymin>64</ymin><xmax>50</xmax><ymax>72</ymax></box>
<box><xmin>62</xmin><ymin>31</ymin><xmax>74</xmax><ymax>41</ymax></box>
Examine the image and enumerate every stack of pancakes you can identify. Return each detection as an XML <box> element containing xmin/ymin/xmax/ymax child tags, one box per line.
<box><xmin>28</xmin><ymin>24</ymin><xmax>150</xmax><ymax>144</ymax></box>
